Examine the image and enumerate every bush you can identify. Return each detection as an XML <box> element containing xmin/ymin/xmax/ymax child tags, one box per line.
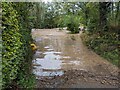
<box><xmin>67</xmin><ymin>17</ymin><xmax>79</xmax><ymax>34</ymax></box>
<box><xmin>2</xmin><ymin>2</ymin><xmax>35</xmax><ymax>89</ymax></box>
<box><xmin>2</xmin><ymin>2</ymin><xmax>24</xmax><ymax>87</ymax></box>
<box><xmin>67</xmin><ymin>23</ymin><xmax>79</xmax><ymax>34</ymax></box>
<box><xmin>81</xmin><ymin>31</ymin><xmax>119</xmax><ymax>67</ymax></box>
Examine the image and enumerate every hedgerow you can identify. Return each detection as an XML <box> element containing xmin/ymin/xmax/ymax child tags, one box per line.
<box><xmin>2</xmin><ymin>2</ymin><xmax>35</xmax><ymax>89</ymax></box>
<box><xmin>0</xmin><ymin>44</ymin><xmax>1</xmax><ymax>90</ymax></box>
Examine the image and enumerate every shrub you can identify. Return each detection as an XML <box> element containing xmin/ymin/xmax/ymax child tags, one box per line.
<box><xmin>81</xmin><ymin>31</ymin><xmax>119</xmax><ymax>67</ymax></box>
<box><xmin>2</xmin><ymin>2</ymin><xmax>24</xmax><ymax>87</ymax></box>
<box><xmin>67</xmin><ymin>23</ymin><xmax>79</xmax><ymax>34</ymax></box>
<box><xmin>2</xmin><ymin>2</ymin><xmax>35</xmax><ymax>89</ymax></box>
<box><xmin>67</xmin><ymin>17</ymin><xmax>79</xmax><ymax>34</ymax></box>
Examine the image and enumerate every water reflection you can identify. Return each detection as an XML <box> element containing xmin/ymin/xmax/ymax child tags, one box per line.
<box><xmin>32</xmin><ymin>48</ymin><xmax>64</xmax><ymax>78</ymax></box>
<box><xmin>43</xmin><ymin>51</ymin><xmax>62</xmax><ymax>55</ymax></box>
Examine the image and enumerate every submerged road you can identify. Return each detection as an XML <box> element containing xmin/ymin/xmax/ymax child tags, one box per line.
<box><xmin>32</xmin><ymin>29</ymin><xmax>119</xmax><ymax>88</ymax></box>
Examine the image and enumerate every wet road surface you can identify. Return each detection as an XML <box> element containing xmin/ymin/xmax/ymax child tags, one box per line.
<box><xmin>32</xmin><ymin>29</ymin><xmax>119</xmax><ymax>88</ymax></box>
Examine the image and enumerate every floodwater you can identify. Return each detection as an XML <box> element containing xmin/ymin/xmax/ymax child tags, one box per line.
<box><xmin>32</xmin><ymin>29</ymin><xmax>118</xmax><ymax>81</ymax></box>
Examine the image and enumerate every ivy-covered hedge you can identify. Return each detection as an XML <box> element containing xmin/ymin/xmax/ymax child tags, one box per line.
<box><xmin>2</xmin><ymin>2</ymin><xmax>23</xmax><ymax>87</ymax></box>
<box><xmin>2</xmin><ymin>2</ymin><xmax>35</xmax><ymax>89</ymax></box>
<box><xmin>0</xmin><ymin>41</ymin><xmax>1</xmax><ymax>89</ymax></box>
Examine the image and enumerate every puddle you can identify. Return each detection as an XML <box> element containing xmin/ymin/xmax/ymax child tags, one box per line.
<box><xmin>47</xmin><ymin>49</ymin><xmax>54</xmax><ymax>51</ymax></box>
<box><xmin>69</xmin><ymin>61</ymin><xmax>80</xmax><ymax>65</ymax></box>
<box><xmin>33</xmin><ymin>70</ymin><xmax>64</xmax><ymax>77</ymax></box>
<box><xmin>32</xmin><ymin>48</ymin><xmax>64</xmax><ymax>78</ymax></box>
<box><xmin>34</xmin><ymin>51</ymin><xmax>43</xmax><ymax>58</ymax></box>
<box><xmin>62</xmin><ymin>56</ymin><xmax>71</xmax><ymax>59</ymax></box>
<box><xmin>44</xmin><ymin>46</ymin><xmax>50</xmax><ymax>49</ymax></box>
<box><xmin>35</xmin><ymin>51</ymin><xmax>42</xmax><ymax>55</ymax></box>
<box><xmin>62</xmin><ymin>60</ymin><xmax>81</xmax><ymax>65</ymax></box>
<box><xmin>43</xmin><ymin>51</ymin><xmax>62</xmax><ymax>55</ymax></box>
<box><xmin>33</xmin><ymin>57</ymin><xmax>62</xmax><ymax>70</ymax></box>
<box><xmin>35</xmin><ymin>37</ymin><xmax>42</xmax><ymax>42</ymax></box>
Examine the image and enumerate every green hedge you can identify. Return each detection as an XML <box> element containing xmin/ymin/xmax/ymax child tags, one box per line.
<box><xmin>2</xmin><ymin>3</ymin><xmax>23</xmax><ymax>87</ymax></box>
<box><xmin>2</xmin><ymin>2</ymin><xmax>35</xmax><ymax>89</ymax></box>
<box><xmin>0</xmin><ymin>40</ymin><xmax>1</xmax><ymax>89</ymax></box>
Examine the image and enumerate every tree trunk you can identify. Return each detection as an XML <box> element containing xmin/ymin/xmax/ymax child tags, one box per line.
<box><xmin>99</xmin><ymin>2</ymin><xmax>108</xmax><ymax>32</ymax></box>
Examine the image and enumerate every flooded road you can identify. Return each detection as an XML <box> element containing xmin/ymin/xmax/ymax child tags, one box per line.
<box><xmin>32</xmin><ymin>29</ymin><xmax>119</xmax><ymax>88</ymax></box>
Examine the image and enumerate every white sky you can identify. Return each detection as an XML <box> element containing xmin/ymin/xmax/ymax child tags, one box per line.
<box><xmin>42</xmin><ymin>0</ymin><xmax>53</xmax><ymax>3</ymax></box>
<box><xmin>42</xmin><ymin>0</ymin><xmax>120</xmax><ymax>2</ymax></box>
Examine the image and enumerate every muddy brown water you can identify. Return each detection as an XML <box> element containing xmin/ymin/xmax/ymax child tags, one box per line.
<box><xmin>32</xmin><ymin>29</ymin><xmax>119</xmax><ymax>88</ymax></box>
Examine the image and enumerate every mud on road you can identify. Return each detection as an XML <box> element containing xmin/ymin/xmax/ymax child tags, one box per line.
<box><xmin>32</xmin><ymin>29</ymin><xmax>119</xmax><ymax>88</ymax></box>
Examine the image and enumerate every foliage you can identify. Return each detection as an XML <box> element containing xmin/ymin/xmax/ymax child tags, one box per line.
<box><xmin>80</xmin><ymin>2</ymin><xmax>119</xmax><ymax>67</ymax></box>
<box><xmin>81</xmin><ymin>31</ymin><xmax>119</xmax><ymax>66</ymax></box>
<box><xmin>2</xmin><ymin>2</ymin><xmax>36</xmax><ymax>89</ymax></box>
<box><xmin>0</xmin><ymin>43</ymin><xmax>1</xmax><ymax>89</ymax></box>
<box><xmin>2</xmin><ymin>2</ymin><xmax>23</xmax><ymax>87</ymax></box>
<box><xmin>2</xmin><ymin>2</ymin><xmax>119</xmax><ymax>89</ymax></box>
<box><xmin>39</xmin><ymin>2</ymin><xmax>119</xmax><ymax>66</ymax></box>
<box><xmin>17</xmin><ymin>72</ymin><xmax>35</xmax><ymax>89</ymax></box>
<box><xmin>67</xmin><ymin>16</ymin><xmax>79</xmax><ymax>34</ymax></box>
<box><xmin>31</xmin><ymin>2</ymin><xmax>45</xmax><ymax>28</ymax></box>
